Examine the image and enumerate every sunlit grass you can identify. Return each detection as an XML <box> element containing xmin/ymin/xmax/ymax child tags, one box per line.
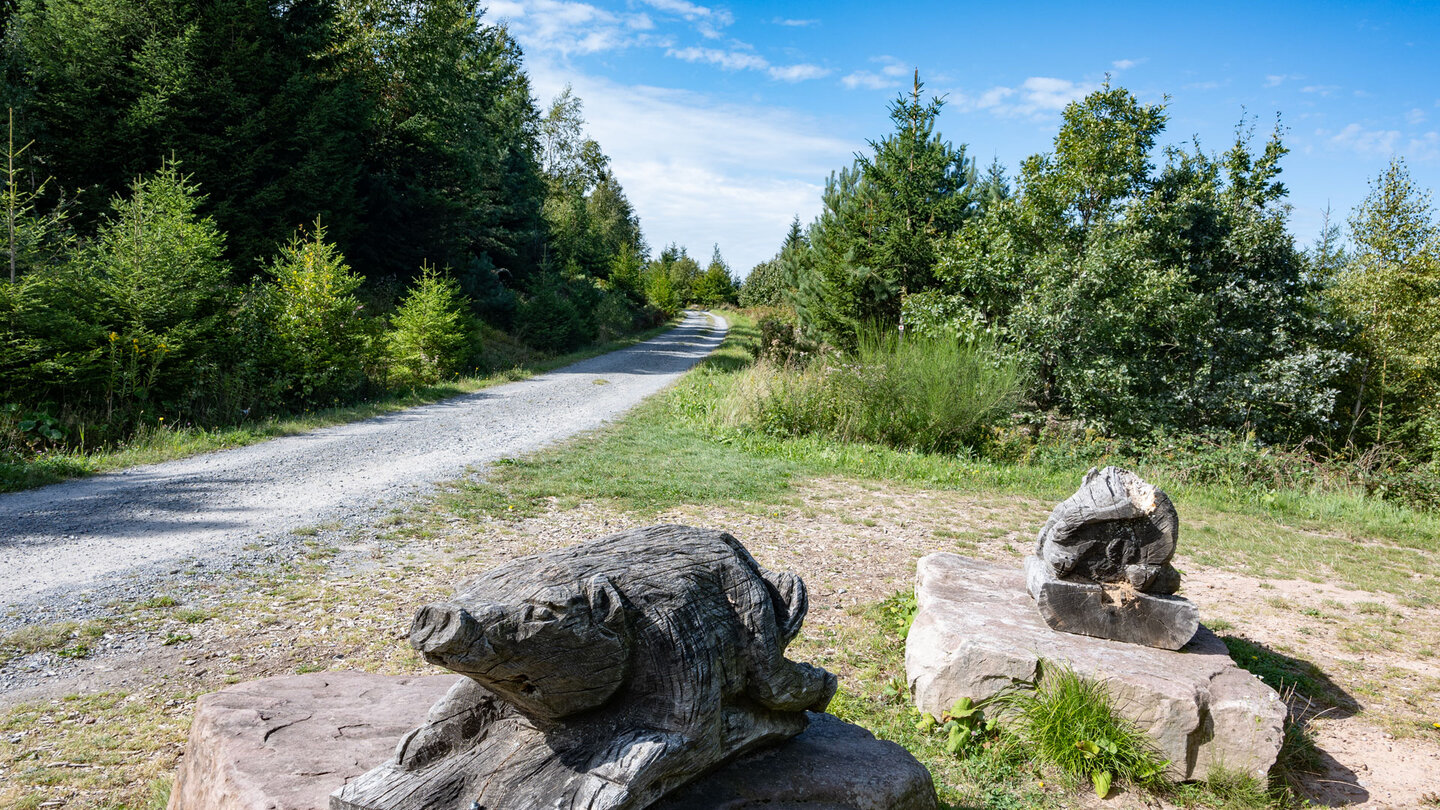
<box><xmin>0</xmin><ymin>318</ymin><xmax>679</xmax><ymax>493</ymax></box>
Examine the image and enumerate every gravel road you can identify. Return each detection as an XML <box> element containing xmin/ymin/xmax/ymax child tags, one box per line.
<box><xmin>0</xmin><ymin>311</ymin><xmax>726</xmax><ymax>615</ymax></box>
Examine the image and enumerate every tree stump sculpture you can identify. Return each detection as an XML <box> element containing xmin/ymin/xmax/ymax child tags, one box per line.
<box><xmin>332</xmin><ymin>524</ymin><xmax>837</xmax><ymax>810</ymax></box>
<box><xmin>1024</xmin><ymin>466</ymin><xmax>1199</xmax><ymax>650</ymax></box>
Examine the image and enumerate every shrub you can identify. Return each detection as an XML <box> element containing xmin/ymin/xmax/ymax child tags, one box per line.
<box><xmin>265</xmin><ymin>220</ymin><xmax>373</xmax><ymax>405</ymax></box>
<box><xmin>593</xmin><ymin>289</ymin><xmax>637</xmax><ymax>343</ymax></box>
<box><xmin>386</xmin><ymin>265</ymin><xmax>475</xmax><ymax>388</ymax></box>
<box><xmin>58</xmin><ymin>162</ymin><xmax>233</xmax><ymax>424</ymax></box>
<box><xmin>724</xmin><ymin>327</ymin><xmax>1020</xmax><ymax>453</ymax></box>
<box><xmin>514</xmin><ymin>272</ymin><xmax>596</xmax><ymax>354</ymax></box>
<box><xmin>752</xmin><ymin>316</ymin><xmax>819</xmax><ymax>369</ymax></box>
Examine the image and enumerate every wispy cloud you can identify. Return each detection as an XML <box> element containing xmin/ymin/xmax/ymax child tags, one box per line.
<box><xmin>957</xmin><ymin>77</ymin><xmax>1097</xmax><ymax>118</ymax></box>
<box><xmin>666</xmin><ymin>46</ymin><xmax>829</xmax><ymax>82</ymax></box>
<box><xmin>525</xmin><ymin>59</ymin><xmax>856</xmax><ymax>271</ymax></box>
<box><xmin>772</xmin><ymin>17</ymin><xmax>819</xmax><ymax>27</ymax></box>
<box><xmin>1300</xmin><ymin>84</ymin><xmax>1340</xmax><ymax>97</ymax></box>
<box><xmin>1409</xmin><ymin>131</ymin><xmax>1439</xmax><ymax>162</ymax></box>
<box><xmin>485</xmin><ymin>0</ymin><xmax>653</xmax><ymax>56</ymax></box>
<box><xmin>640</xmin><ymin>0</ymin><xmax>733</xmax><ymax>25</ymax></box>
<box><xmin>1406</xmin><ymin>108</ymin><xmax>1426</xmax><ymax>125</ymax></box>
<box><xmin>1111</xmin><ymin>58</ymin><xmax>1143</xmax><ymax>70</ymax></box>
<box><xmin>840</xmin><ymin>56</ymin><xmax>910</xmax><ymax>91</ymax></box>
<box><xmin>1327</xmin><ymin>123</ymin><xmax>1400</xmax><ymax>156</ymax></box>
<box><xmin>668</xmin><ymin>46</ymin><xmax>767</xmax><ymax>72</ymax></box>
<box><xmin>1185</xmin><ymin>80</ymin><xmax>1222</xmax><ymax>91</ymax></box>
<box><xmin>769</xmin><ymin>63</ymin><xmax>832</xmax><ymax>82</ymax></box>
<box><xmin>1265</xmin><ymin>73</ymin><xmax>1302</xmax><ymax>87</ymax></box>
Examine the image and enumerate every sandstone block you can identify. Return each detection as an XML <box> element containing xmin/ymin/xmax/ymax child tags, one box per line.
<box><xmin>170</xmin><ymin>673</ymin><xmax>937</xmax><ymax>810</ymax></box>
<box><xmin>167</xmin><ymin>672</ymin><xmax>457</xmax><ymax>810</ymax></box>
<box><xmin>905</xmin><ymin>553</ymin><xmax>1285</xmax><ymax>781</ymax></box>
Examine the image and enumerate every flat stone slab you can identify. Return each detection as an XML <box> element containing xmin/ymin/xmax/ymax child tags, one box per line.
<box><xmin>169</xmin><ymin>672</ymin><xmax>937</xmax><ymax>810</ymax></box>
<box><xmin>167</xmin><ymin>671</ymin><xmax>457</xmax><ymax>810</ymax></box>
<box><xmin>906</xmin><ymin>554</ymin><xmax>1285</xmax><ymax>782</ymax></box>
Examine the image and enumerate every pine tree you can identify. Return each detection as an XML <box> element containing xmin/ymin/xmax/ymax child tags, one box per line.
<box><xmin>794</xmin><ymin>72</ymin><xmax>977</xmax><ymax>345</ymax></box>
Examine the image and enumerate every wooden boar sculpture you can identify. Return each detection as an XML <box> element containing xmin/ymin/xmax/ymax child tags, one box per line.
<box><xmin>1024</xmin><ymin>466</ymin><xmax>1200</xmax><ymax>650</ymax></box>
<box><xmin>332</xmin><ymin>524</ymin><xmax>838</xmax><ymax>810</ymax></box>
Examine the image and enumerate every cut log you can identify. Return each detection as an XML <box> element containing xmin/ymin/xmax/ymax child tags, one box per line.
<box><xmin>1035</xmin><ymin>466</ymin><xmax>1179</xmax><ymax>592</ymax></box>
<box><xmin>1025</xmin><ymin>556</ymin><xmax>1199</xmax><ymax>650</ymax></box>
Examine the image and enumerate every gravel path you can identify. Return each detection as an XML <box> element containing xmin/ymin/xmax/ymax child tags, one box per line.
<box><xmin>0</xmin><ymin>311</ymin><xmax>727</xmax><ymax>615</ymax></box>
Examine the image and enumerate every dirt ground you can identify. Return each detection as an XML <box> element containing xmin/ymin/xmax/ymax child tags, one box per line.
<box><xmin>3</xmin><ymin>476</ymin><xmax>1438</xmax><ymax>808</ymax></box>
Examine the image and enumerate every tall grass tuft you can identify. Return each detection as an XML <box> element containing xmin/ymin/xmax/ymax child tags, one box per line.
<box><xmin>718</xmin><ymin>326</ymin><xmax>1020</xmax><ymax>454</ymax></box>
<box><xmin>998</xmin><ymin>665</ymin><xmax>1168</xmax><ymax>798</ymax></box>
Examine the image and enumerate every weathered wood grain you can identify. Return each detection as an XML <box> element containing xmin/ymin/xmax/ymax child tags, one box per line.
<box><xmin>1034</xmin><ymin>466</ymin><xmax>1180</xmax><ymax>593</ymax></box>
<box><xmin>333</xmin><ymin>524</ymin><xmax>837</xmax><ymax>810</ymax></box>
<box><xmin>1027</xmin><ymin>467</ymin><xmax>1196</xmax><ymax>649</ymax></box>
<box><xmin>1024</xmin><ymin>557</ymin><xmax>1199</xmax><ymax>650</ymax></box>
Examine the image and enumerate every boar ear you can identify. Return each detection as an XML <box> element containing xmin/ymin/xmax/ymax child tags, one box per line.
<box><xmin>762</xmin><ymin>569</ymin><xmax>808</xmax><ymax>647</ymax></box>
<box><xmin>583</xmin><ymin>574</ymin><xmax>629</xmax><ymax>636</ymax></box>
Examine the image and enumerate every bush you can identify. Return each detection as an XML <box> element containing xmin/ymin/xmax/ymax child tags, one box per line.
<box><xmin>593</xmin><ymin>289</ymin><xmax>637</xmax><ymax>343</ymax></box>
<box><xmin>386</xmin><ymin>266</ymin><xmax>475</xmax><ymax>388</ymax></box>
<box><xmin>752</xmin><ymin>316</ymin><xmax>820</xmax><ymax>369</ymax></box>
<box><xmin>265</xmin><ymin>221</ymin><xmax>374</xmax><ymax>405</ymax></box>
<box><xmin>514</xmin><ymin>272</ymin><xmax>597</xmax><ymax>354</ymax></box>
<box><xmin>723</xmin><ymin>327</ymin><xmax>1020</xmax><ymax>453</ymax></box>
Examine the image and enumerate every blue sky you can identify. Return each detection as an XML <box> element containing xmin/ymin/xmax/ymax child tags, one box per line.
<box><xmin>487</xmin><ymin>0</ymin><xmax>1440</xmax><ymax>275</ymax></box>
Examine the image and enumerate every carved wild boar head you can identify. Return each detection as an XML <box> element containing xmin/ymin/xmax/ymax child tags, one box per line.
<box><xmin>409</xmin><ymin>575</ymin><xmax>632</xmax><ymax>720</ymax></box>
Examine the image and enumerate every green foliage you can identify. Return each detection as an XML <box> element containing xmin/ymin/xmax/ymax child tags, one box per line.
<box><xmin>937</xmin><ymin>89</ymin><xmax>1347</xmax><ymax>442</ymax></box>
<box><xmin>1330</xmin><ymin>158</ymin><xmax>1440</xmax><ymax>461</ymax></box>
<box><xmin>386</xmin><ymin>265</ymin><xmax>475</xmax><ymax>388</ymax></box>
<box><xmin>738</xmin><ymin>218</ymin><xmax>802</xmax><ymax>308</ymax></box>
<box><xmin>514</xmin><ymin>271</ymin><xmax>596</xmax><ymax>354</ymax></box>
<box><xmin>998</xmin><ymin>665</ymin><xmax>1168</xmax><ymax>798</ymax></box>
<box><xmin>721</xmin><ymin>326</ymin><xmax>1020</xmax><ymax>454</ymax></box>
<box><xmin>794</xmin><ymin>73</ymin><xmax>977</xmax><ymax>346</ymax></box>
<box><xmin>691</xmin><ymin>244</ymin><xmax>738</xmax><ymax>307</ymax></box>
<box><xmin>642</xmin><ymin>244</ymin><xmax>700</xmax><ymax>314</ymax></box>
<box><xmin>265</xmin><ymin>220</ymin><xmax>372</xmax><ymax>405</ymax></box>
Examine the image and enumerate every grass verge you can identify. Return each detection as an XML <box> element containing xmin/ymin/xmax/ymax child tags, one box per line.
<box><xmin>0</xmin><ymin>317</ymin><xmax>680</xmax><ymax>493</ymax></box>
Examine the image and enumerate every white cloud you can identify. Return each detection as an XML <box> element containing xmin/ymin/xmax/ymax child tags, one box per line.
<box><xmin>769</xmin><ymin>63</ymin><xmax>831</xmax><ymax>82</ymax></box>
<box><xmin>974</xmin><ymin>86</ymin><xmax>1016</xmax><ymax>109</ymax></box>
<box><xmin>840</xmin><ymin>56</ymin><xmax>909</xmax><ymax>90</ymax></box>
<box><xmin>1406</xmin><ymin>108</ymin><xmax>1426</xmax><ymax>125</ymax></box>
<box><xmin>640</xmin><ymin>0</ymin><xmax>733</xmax><ymax>26</ymax></box>
<box><xmin>485</xmin><ymin>0</ymin><xmax>651</xmax><ymax>56</ymax></box>
<box><xmin>773</xmin><ymin>17</ymin><xmax>819</xmax><ymax>27</ymax></box>
<box><xmin>1327</xmin><ymin>123</ymin><xmax>1401</xmax><ymax>156</ymax></box>
<box><xmin>1409</xmin><ymin>131</ymin><xmax>1440</xmax><ymax>162</ymax></box>
<box><xmin>841</xmin><ymin>71</ymin><xmax>892</xmax><ymax>90</ymax></box>
<box><xmin>959</xmin><ymin>77</ymin><xmax>1094</xmax><ymax>118</ymax></box>
<box><xmin>667</xmin><ymin>46</ymin><xmax>767</xmax><ymax>71</ymax></box>
<box><xmin>665</xmin><ymin>47</ymin><xmax>829</xmax><ymax>83</ymax></box>
<box><xmin>1185</xmin><ymin>80</ymin><xmax>1222</xmax><ymax>90</ymax></box>
<box><xmin>524</xmin><ymin>59</ymin><xmax>857</xmax><ymax>272</ymax></box>
<box><xmin>1300</xmin><ymin>84</ymin><xmax>1340</xmax><ymax>96</ymax></box>
<box><xmin>1264</xmin><ymin>73</ymin><xmax>1303</xmax><ymax>87</ymax></box>
<box><xmin>1112</xmin><ymin>58</ymin><xmax>1140</xmax><ymax>70</ymax></box>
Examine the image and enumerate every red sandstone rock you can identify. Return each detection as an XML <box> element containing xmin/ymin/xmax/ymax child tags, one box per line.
<box><xmin>167</xmin><ymin>672</ymin><xmax>457</xmax><ymax>810</ymax></box>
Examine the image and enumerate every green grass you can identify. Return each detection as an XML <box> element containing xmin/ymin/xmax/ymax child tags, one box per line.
<box><xmin>0</xmin><ymin>317</ymin><xmax>680</xmax><ymax>493</ymax></box>
<box><xmin>0</xmin><ymin>620</ymin><xmax>109</xmax><ymax>666</ymax></box>
<box><xmin>449</xmin><ymin>308</ymin><xmax>1440</xmax><ymax>600</ymax></box>
<box><xmin>998</xmin><ymin>665</ymin><xmax>1169</xmax><ymax>798</ymax></box>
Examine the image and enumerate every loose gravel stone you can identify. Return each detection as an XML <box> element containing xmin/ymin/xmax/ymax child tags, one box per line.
<box><xmin>0</xmin><ymin>313</ymin><xmax>726</xmax><ymax>622</ymax></box>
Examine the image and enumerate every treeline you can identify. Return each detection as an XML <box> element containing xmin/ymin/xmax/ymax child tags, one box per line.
<box><xmin>0</xmin><ymin>0</ymin><xmax>740</xmax><ymax>459</ymax></box>
<box><xmin>742</xmin><ymin>77</ymin><xmax>1440</xmax><ymax>505</ymax></box>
